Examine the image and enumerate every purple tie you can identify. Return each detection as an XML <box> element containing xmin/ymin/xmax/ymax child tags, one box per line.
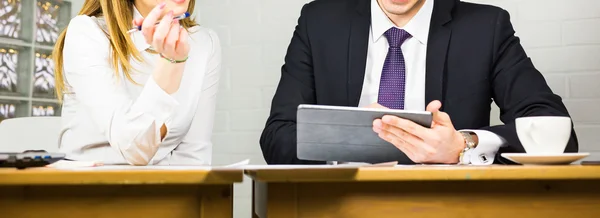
<box><xmin>378</xmin><ymin>28</ymin><xmax>412</xmax><ymax>109</ymax></box>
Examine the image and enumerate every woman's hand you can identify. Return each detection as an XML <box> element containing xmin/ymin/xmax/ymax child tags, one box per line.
<box><xmin>133</xmin><ymin>2</ymin><xmax>190</xmax><ymax>61</ymax></box>
<box><xmin>131</xmin><ymin>2</ymin><xmax>189</xmax><ymax>95</ymax></box>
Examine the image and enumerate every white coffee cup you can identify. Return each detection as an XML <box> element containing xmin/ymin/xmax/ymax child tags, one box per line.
<box><xmin>515</xmin><ymin>116</ymin><xmax>572</xmax><ymax>155</ymax></box>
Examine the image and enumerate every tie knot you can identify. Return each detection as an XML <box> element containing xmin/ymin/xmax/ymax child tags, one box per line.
<box><xmin>384</xmin><ymin>28</ymin><xmax>411</xmax><ymax>47</ymax></box>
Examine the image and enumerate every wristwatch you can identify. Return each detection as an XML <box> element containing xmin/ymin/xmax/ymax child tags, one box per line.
<box><xmin>458</xmin><ymin>131</ymin><xmax>478</xmax><ymax>165</ymax></box>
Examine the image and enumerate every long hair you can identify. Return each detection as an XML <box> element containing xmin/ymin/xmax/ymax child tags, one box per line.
<box><xmin>52</xmin><ymin>0</ymin><xmax>198</xmax><ymax>100</ymax></box>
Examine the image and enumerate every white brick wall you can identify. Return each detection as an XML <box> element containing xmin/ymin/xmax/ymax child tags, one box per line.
<box><xmin>197</xmin><ymin>1</ymin><xmax>600</xmax><ymax>217</ymax></box>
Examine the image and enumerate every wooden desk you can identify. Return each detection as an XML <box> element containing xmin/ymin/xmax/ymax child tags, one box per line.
<box><xmin>0</xmin><ymin>167</ymin><xmax>243</xmax><ymax>218</ymax></box>
<box><xmin>247</xmin><ymin>165</ymin><xmax>600</xmax><ymax>218</ymax></box>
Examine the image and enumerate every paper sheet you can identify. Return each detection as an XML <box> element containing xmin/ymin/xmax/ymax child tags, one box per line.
<box><xmin>52</xmin><ymin>159</ymin><xmax>250</xmax><ymax>171</ymax></box>
<box><xmin>394</xmin><ymin>164</ymin><xmax>460</xmax><ymax>167</ymax></box>
<box><xmin>241</xmin><ymin>164</ymin><xmax>360</xmax><ymax>170</ymax></box>
<box><xmin>47</xmin><ymin>160</ymin><xmax>103</xmax><ymax>168</ymax></box>
<box><xmin>241</xmin><ymin>161</ymin><xmax>398</xmax><ymax>170</ymax></box>
<box><xmin>48</xmin><ymin>158</ymin><xmax>457</xmax><ymax>171</ymax></box>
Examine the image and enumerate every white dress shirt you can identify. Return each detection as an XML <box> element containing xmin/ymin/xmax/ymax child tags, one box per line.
<box><xmin>58</xmin><ymin>8</ymin><xmax>221</xmax><ymax>166</ymax></box>
<box><xmin>359</xmin><ymin>0</ymin><xmax>506</xmax><ymax>165</ymax></box>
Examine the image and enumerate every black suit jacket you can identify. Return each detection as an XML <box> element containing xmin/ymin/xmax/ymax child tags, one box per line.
<box><xmin>260</xmin><ymin>0</ymin><xmax>578</xmax><ymax>164</ymax></box>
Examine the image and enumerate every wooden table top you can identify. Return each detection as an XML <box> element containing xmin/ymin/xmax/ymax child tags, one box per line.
<box><xmin>245</xmin><ymin>165</ymin><xmax>600</xmax><ymax>182</ymax></box>
<box><xmin>0</xmin><ymin>167</ymin><xmax>244</xmax><ymax>185</ymax></box>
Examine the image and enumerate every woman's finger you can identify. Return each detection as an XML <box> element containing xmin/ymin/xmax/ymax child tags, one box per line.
<box><xmin>163</xmin><ymin>21</ymin><xmax>180</xmax><ymax>55</ymax></box>
<box><xmin>175</xmin><ymin>27</ymin><xmax>189</xmax><ymax>57</ymax></box>
<box><xmin>141</xmin><ymin>2</ymin><xmax>166</xmax><ymax>44</ymax></box>
<box><xmin>132</xmin><ymin>17</ymin><xmax>144</xmax><ymax>27</ymax></box>
<box><xmin>152</xmin><ymin>10</ymin><xmax>174</xmax><ymax>53</ymax></box>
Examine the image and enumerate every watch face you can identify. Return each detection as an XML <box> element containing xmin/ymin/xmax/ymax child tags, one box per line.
<box><xmin>461</xmin><ymin>132</ymin><xmax>476</xmax><ymax>149</ymax></box>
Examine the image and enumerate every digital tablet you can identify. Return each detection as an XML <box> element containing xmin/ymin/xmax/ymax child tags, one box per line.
<box><xmin>296</xmin><ymin>104</ymin><xmax>433</xmax><ymax>164</ymax></box>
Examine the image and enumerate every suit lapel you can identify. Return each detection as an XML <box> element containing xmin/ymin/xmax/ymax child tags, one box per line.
<box><xmin>425</xmin><ymin>0</ymin><xmax>455</xmax><ymax>109</ymax></box>
<box><xmin>347</xmin><ymin>0</ymin><xmax>371</xmax><ymax>107</ymax></box>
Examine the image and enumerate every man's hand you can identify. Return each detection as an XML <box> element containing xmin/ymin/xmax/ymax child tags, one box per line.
<box><xmin>372</xmin><ymin>101</ymin><xmax>466</xmax><ymax>164</ymax></box>
<box><xmin>365</xmin><ymin>103</ymin><xmax>387</xmax><ymax>109</ymax></box>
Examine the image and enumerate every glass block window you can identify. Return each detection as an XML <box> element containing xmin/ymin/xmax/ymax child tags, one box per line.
<box><xmin>0</xmin><ymin>102</ymin><xmax>15</xmax><ymax>121</ymax></box>
<box><xmin>35</xmin><ymin>0</ymin><xmax>61</xmax><ymax>45</ymax></box>
<box><xmin>0</xmin><ymin>0</ymin><xmax>71</xmax><ymax>122</ymax></box>
<box><xmin>33</xmin><ymin>50</ymin><xmax>54</xmax><ymax>97</ymax></box>
<box><xmin>0</xmin><ymin>47</ymin><xmax>18</xmax><ymax>93</ymax></box>
<box><xmin>0</xmin><ymin>0</ymin><xmax>21</xmax><ymax>39</ymax></box>
<box><xmin>32</xmin><ymin>102</ymin><xmax>58</xmax><ymax>116</ymax></box>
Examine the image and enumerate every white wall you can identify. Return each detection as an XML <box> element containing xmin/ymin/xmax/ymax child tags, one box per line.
<box><xmin>67</xmin><ymin>0</ymin><xmax>83</xmax><ymax>17</ymax></box>
<box><xmin>196</xmin><ymin>1</ymin><xmax>310</xmax><ymax>217</ymax></box>
<box><xmin>196</xmin><ymin>0</ymin><xmax>600</xmax><ymax>217</ymax></box>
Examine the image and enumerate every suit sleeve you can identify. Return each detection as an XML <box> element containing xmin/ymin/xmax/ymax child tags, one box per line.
<box><xmin>483</xmin><ymin>9</ymin><xmax>578</xmax><ymax>163</ymax></box>
<box><xmin>259</xmin><ymin>4</ymin><xmax>324</xmax><ymax>164</ymax></box>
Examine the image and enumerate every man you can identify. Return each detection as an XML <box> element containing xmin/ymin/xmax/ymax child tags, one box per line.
<box><xmin>260</xmin><ymin>0</ymin><xmax>578</xmax><ymax>165</ymax></box>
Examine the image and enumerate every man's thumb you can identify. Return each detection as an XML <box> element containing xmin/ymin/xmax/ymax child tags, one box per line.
<box><xmin>426</xmin><ymin>100</ymin><xmax>451</xmax><ymax>125</ymax></box>
<box><xmin>426</xmin><ymin>100</ymin><xmax>442</xmax><ymax>112</ymax></box>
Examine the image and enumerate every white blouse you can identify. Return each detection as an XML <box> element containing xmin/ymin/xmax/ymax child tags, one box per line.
<box><xmin>58</xmin><ymin>9</ymin><xmax>221</xmax><ymax>166</ymax></box>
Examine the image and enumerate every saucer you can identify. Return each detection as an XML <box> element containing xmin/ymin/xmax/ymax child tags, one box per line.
<box><xmin>501</xmin><ymin>153</ymin><xmax>590</xmax><ymax>165</ymax></box>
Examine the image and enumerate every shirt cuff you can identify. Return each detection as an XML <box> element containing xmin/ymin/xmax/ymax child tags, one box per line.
<box><xmin>460</xmin><ymin>129</ymin><xmax>508</xmax><ymax>165</ymax></box>
<box><xmin>131</xmin><ymin>76</ymin><xmax>179</xmax><ymax>125</ymax></box>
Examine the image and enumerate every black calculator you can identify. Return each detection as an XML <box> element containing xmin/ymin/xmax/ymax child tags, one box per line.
<box><xmin>0</xmin><ymin>150</ymin><xmax>65</xmax><ymax>169</ymax></box>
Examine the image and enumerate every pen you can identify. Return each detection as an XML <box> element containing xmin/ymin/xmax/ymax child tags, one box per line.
<box><xmin>127</xmin><ymin>12</ymin><xmax>190</xmax><ymax>34</ymax></box>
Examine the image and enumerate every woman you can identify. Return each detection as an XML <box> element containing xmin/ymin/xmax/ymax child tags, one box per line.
<box><xmin>53</xmin><ymin>0</ymin><xmax>221</xmax><ymax>165</ymax></box>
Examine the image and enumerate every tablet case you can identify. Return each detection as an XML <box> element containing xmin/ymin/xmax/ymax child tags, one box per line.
<box><xmin>297</xmin><ymin>105</ymin><xmax>432</xmax><ymax>164</ymax></box>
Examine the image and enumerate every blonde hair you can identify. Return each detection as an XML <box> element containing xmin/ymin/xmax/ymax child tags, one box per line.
<box><xmin>53</xmin><ymin>0</ymin><xmax>198</xmax><ymax>100</ymax></box>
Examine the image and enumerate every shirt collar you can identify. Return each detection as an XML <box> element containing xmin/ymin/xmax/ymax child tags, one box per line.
<box><xmin>371</xmin><ymin>0</ymin><xmax>434</xmax><ymax>45</ymax></box>
<box><xmin>133</xmin><ymin>6</ymin><xmax>143</xmax><ymax>19</ymax></box>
